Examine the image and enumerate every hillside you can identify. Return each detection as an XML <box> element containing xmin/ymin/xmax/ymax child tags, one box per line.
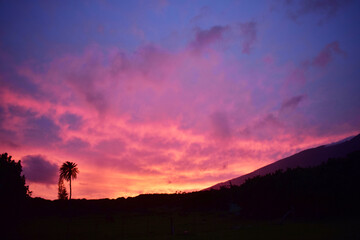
<box><xmin>206</xmin><ymin>133</ymin><xmax>360</xmax><ymax>190</ymax></box>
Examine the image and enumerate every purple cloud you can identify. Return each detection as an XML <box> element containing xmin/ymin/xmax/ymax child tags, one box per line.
<box><xmin>59</xmin><ymin>112</ymin><xmax>83</xmax><ymax>130</ymax></box>
<box><xmin>0</xmin><ymin>129</ymin><xmax>19</xmax><ymax>148</ymax></box>
<box><xmin>285</xmin><ymin>0</ymin><xmax>353</xmax><ymax>23</ymax></box>
<box><xmin>210</xmin><ymin>111</ymin><xmax>232</xmax><ymax>140</ymax></box>
<box><xmin>95</xmin><ymin>138</ymin><xmax>127</xmax><ymax>155</ymax></box>
<box><xmin>312</xmin><ymin>41</ymin><xmax>345</xmax><ymax>67</ymax></box>
<box><xmin>62</xmin><ymin>137</ymin><xmax>90</xmax><ymax>151</ymax></box>
<box><xmin>61</xmin><ymin>50</ymin><xmax>110</xmax><ymax>114</ymax></box>
<box><xmin>185</xmin><ymin>143</ymin><xmax>215</xmax><ymax>158</ymax></box>
<box><xmin>281</xmin><ymin>95</ymin><xmax>306</xmax><ymax>111</ymax></box>
<box><xmin>239</xmin><ymin>22</ymin><xmax>257</xmax><ymax>54</ymax></box>
<box><xmin>1</xmin><ymin>0</ymin><xmax>359</xmax><ymax>199</ymax></box>
<box><xmin>24</xmin><ymin>116</ymin><xmax>61</xmax><ymax>146</ymax></box>
<box><xmin>0</xmin><ymin>106</ymin><xmax>5</xmax><ymax>127</ymax></box>
<box><xmin>190</xmin><ymin>6</ymin><xmax>210</xmax><ymax>23</ymax></box>
<box><xmin>22</xmin><ymin>155</ymin><xmax>58</xmax><ymax>184</ymax></box>
<box><xmin>141</xmin><ymin>135</ymin><xmax>184</xmax><ymax>150</ymax></box>
<box><xmin>191</xmin><ymin>25</ymin><xmax>229</xmax><ymax>52</ymax></box>
<box><xmin>257</xmin><ymin>114</ymin><xmax>282</xmax><ymax>129</ymax></box>
<box><xmin>8</xmin><ymin>105</ymin><xmax>36</xmax><ymax>118</ymax></box>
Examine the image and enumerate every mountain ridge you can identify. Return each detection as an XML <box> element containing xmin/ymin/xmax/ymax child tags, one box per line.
<box><xmin>205</xmin><ymin>133</ymin><xmax>360</xmax><ymax>190</ymax></box>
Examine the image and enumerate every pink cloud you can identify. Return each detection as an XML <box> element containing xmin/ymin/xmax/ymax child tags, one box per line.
<box><xmin>95</xmin><ymin>138</ymin><xmax>127</xmax><ymax>155</ymax></box>
<box><xmin>210</xmin><ymin>111</ymin><xmax>232</xmax><ymax>140</ymax></box>
<box><xmin>0</xmin><ymin>36</ymin><xmax>357</xmax><ymax>199</ymax></box>
<box><xmin>141</xmin><ymin>135</ymin><xmax>185</xmax><ymax>150</ymax></box>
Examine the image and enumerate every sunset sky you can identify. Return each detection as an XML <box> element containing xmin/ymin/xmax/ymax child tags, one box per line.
<box><xmin>1</xmin><ymin>0</ymin><xmax>360</xmax><ymax>200</ymax></box>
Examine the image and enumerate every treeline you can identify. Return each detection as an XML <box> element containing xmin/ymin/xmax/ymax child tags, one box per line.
<box><xmin>234</xmin><ymin>150</ymin><xmax>360</xmax><ymax>219</ymax></box>
<box><xmin>24</xmin><ymin>151</ymin><xmax>360</xmax><ymax>220</ymax></box>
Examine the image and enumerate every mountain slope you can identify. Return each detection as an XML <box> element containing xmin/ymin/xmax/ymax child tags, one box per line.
<box><xmin>206</xmin><ymin>133</ymin><xmax>360</xmax><ymax>190</ymax></box>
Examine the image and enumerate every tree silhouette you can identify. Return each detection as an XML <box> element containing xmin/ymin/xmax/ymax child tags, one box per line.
<box><xmin>58</xmin><ymin>177</ymin><xmax>68</xmax><ymax>200</ymax></box>
<box><xmin>0</xmin><ymin>152</ymin><xmax>31</xmax><ymax>201</ymax></box>
<box><xmin>59</xmin><ymin>161</ymin><xmax>79</xmax><ymax>200</ymax></box>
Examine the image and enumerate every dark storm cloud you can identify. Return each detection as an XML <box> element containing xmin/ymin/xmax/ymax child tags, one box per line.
<box><xmin>22</xmin><ymin>155</ymin><xmax>58</xmax><ymax>184</ymax></box>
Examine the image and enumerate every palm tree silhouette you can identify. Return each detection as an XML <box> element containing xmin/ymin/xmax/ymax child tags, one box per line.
<box><xmin>59</xmin><ymin>161</ymin><xmax>79</xmax><ymax>200</ymax></box>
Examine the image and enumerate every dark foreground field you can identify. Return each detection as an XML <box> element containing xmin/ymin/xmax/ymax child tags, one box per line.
<box><xmin>4</xmin><ymin>151</ymin><xmax>360</xmax><ymax>239</ymax></box>
<box><xmin>11</xmin><ymin>211</ymin><xmax>360</xmax><ymax>240</ymax></box>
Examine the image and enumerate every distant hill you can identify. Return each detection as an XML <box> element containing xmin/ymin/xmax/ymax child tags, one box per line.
<box><xmin>205</xmin><ymin>133</ymin><xmax>360</xmax><ymax>190</ymax></box>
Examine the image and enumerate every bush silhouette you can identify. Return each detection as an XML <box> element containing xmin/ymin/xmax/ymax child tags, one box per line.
<box><xmin>58</xmin><ymin>177</ymin><xmax>69</xmax><ymax>200</ymax></box>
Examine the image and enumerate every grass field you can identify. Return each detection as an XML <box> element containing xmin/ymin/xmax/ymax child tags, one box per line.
<box><xmin>13</xmin><ymin>212</ymin><xmax>360</xmax><ymax>240</ymax></box>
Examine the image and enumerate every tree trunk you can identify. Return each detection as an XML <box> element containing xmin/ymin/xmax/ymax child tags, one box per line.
<box><xmin>69</xmin><ymin>177</ymin><xmax>72</xmax><ymax>200</ymax></box>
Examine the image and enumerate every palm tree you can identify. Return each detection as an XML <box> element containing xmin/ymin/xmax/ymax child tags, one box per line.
<box><xmin>59</xmin><ymin>161</ymin><xmax>79</xmax><ymax>200</ymax></box>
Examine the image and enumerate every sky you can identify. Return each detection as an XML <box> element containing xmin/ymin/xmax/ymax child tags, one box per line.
<box><xmin>1</xmin><ymin>0</ymin><xmax>360</xmax><ymax>200</ymax></box>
